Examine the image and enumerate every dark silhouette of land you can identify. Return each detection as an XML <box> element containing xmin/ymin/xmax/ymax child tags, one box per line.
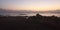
<box><xmin>0</xmin><ymin>14</ymin><xmax>60</xmax><ymax>30</ymax></box>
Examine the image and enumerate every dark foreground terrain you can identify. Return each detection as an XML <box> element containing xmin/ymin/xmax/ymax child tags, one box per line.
<box><xmin>0</xmin><ymin>14</ymin><xmax>60</xmax><ymax>30</ymax></box>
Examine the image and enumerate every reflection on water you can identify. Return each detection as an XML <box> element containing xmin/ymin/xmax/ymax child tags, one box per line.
<box><xmin>20</xmin><ymin>13</ymin><xmax>60</xmax><ymax>17</ymax></box>
<box><xmin>0</xmin><ymin>13</ymin><xmax>60</xmax><ymax>17</ymax></box>
<box><xmin>39</xmin><ymin>13</ymin><xmax>60</xmax><ymax>17</ymax></box>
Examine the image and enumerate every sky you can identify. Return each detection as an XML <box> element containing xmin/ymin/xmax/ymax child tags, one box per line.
<box><xmin>0</xmin><ymin>0</ymin><xmax>60</xmax><ymax>11</ymax></box>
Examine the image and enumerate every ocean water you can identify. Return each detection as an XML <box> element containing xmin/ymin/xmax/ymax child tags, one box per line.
<box><xmin>24</xmin><ymin>13</ymin><xmax>60</xmax><ymax>17</ymax></box>
<box><xmin>0</xmin><ymin>13</ymin><xmax>60</xmax><ymax>17</ymax></box>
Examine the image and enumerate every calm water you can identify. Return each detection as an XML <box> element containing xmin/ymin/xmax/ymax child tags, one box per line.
<box><xmin>24</xmin><ymin>13</ymin><xmax>60</xmax><ymax>17</ymax></box>
<box><xmin>0</xmin><ymin>13</ymin><xmax>60</xmax><ymax>17</ymax></box>
<box><xmin>15</xmin><ymin>13</ymin><xmax>60</xmax><ymax>17</ymax></box>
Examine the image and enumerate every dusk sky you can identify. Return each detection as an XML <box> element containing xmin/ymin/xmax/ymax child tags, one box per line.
<box><xmin>0</xmin><ymin>0</ymin><xmax>60</xmax><ymax>11</ymax></box>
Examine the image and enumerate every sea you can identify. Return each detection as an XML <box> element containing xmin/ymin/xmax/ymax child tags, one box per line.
<box><xmin>0</xmin><ymin>13</ymin><xmax>60</xmax><ymax>17</ymax></box>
